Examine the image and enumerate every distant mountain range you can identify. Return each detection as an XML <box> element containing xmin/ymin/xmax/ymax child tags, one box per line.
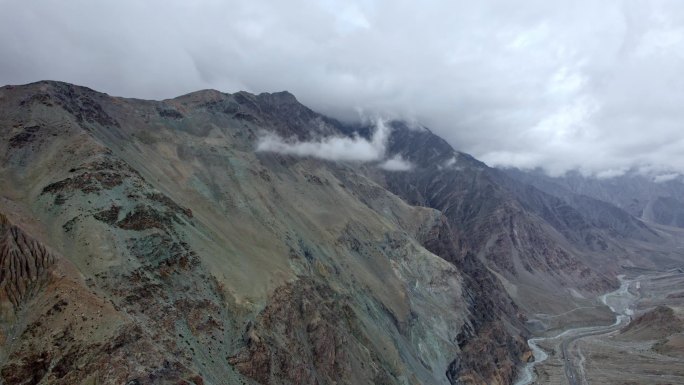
<box><xmin>1</xmin><ymin>81</ymin><xmax>682</xmax><ymax>385</ymax></box>
<box><xmin>504</xmin><ymin>168</ymin><xmax>684</xmax><ymax>229</ymax></box>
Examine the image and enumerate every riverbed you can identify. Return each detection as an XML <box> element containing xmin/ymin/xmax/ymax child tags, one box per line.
<box><xmin>514</xmin><ymin>275</ymin><xmax>637</xmax><ymax>385</ymax></box>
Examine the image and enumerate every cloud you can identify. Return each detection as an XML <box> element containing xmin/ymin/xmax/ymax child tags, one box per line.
<box><xmin>3</xmin><ymin>0</ymin><xmax>684</xmax><ymax>177</ymax></box>
<box><xmin>443</xmin><ymin>157</ymin><xmax>457</xmax><ymax>168</ymax></box>
<box><xmin>654</xmin><ymin>173</ymin><xmax>680</xmax><ymax>183</ymax></box>
<box><xmin>379</xmin><ymin>155</ymin><xmax>414</xmax><ymax>171</ymax></box>
<box><xmin>256</xmin><ymin>118</ymin><xmax>414</xmax><ymax>171</ymax></box>
<box><xmin>256</xmin><ymin>118</ymin><xmax>390</xmax><ymax>162</ymax></box>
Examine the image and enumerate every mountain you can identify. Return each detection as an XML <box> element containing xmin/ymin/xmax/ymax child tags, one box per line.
<box><xmin>371</xmin><ymin>124</ymin><xmax>634</xmax><ymax>314</ymax></box>
<box><xmin>0</xmin><ymin>81</ymin><xmax>532</xmax><ymax>385</ymax></box>
<box><xmin>504</xmin><ymin>168</ymin><xmax>684</xmax><ymax>230</ymax></box>
<box><xmin>0</xmin><ymin>80</ymin><xmax>678</xmax><ymax>385</ymax></box>
<box><xmin>620</xmin><ymin>305</ymin><xmax>684</xmax><ymax>341</ymax></box>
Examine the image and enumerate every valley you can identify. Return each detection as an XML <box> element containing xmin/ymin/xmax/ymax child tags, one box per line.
<box><xmin>518</xmin><ymin>269</ymin><xmax>684</xmax><ymax>385</ymax></box>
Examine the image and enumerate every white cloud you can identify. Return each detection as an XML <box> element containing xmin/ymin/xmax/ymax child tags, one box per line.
<box><xmin>595</xmin><ymin>168</ymin><xmax>629</xmax><ymax>179</ymax></box>
<box><xmin>256</xmin><ymin>119</ymin><xmax>414</xmax><ymax>171</ymax></box>
<box><xmin>379</xmin><ymin>155</ymin><xmax>414</xmax><ymax>171</ymax></box>
<box><xmin>654</xmin><ymin>173</ymin><xmax>680</xmax><ymax>183</ymax></box>
<box><xmin>256</xmin><ymin>118</ymin><xmax>389</xmax><ymax>162</ymax></box>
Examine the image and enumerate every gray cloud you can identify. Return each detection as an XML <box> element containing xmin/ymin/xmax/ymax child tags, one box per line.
<box><xmin>2</xmin><ymin>0</ymin><xmax>684</xmax><ymax>177</ymax></box>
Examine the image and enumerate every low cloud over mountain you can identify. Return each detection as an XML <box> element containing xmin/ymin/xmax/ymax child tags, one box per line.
<box><xmin>256</xmin><ymin>118</ymin><xmax>415</xmax><ymax>170</ymax></box>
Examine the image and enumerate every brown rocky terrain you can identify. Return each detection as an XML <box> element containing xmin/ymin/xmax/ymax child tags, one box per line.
<box><xmin>620</xmin><ymin>306</ymin><xmax>684</xmax><ymax>341</ymax></box>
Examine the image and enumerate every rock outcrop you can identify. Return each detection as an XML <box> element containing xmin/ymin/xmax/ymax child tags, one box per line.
<box><xmin>0</xmin><ymin>213</ymin><xmax>56</xmax><ymax>311</ymax></box>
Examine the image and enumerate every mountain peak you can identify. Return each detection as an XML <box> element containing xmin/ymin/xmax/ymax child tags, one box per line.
<box><xmin>171</xmin><ymin>88</ymin><xmax>229</xmax><ymax>104</ymax></box>
<box><xmin>257</xmin><ymin>90</ymin><xmax>298</xmax><ymax>104</ymax></box>
<box><xmin>0</xmin><ymin>80</ymin><xmax>107</xmax><ymax>101</ymax></box>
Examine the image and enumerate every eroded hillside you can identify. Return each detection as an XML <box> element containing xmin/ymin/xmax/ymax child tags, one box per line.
<box><xmin>0</xmin><ymin>81</ymin><xmax>532</xmax><ymax>385</ymax></box>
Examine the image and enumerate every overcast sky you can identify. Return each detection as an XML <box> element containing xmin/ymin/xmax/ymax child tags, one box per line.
<box><xmin>2</xmin><ymin>0</ymin><xmax>684</xmax><ymax>177</ymax></box>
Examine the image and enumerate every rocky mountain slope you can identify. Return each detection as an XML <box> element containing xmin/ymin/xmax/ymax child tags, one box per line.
<box><xmin>620</xmin><ymin>305</ymin><xmax>683</xmax><ymax>341</ymax></box>
<box><xmin>0</xmin><ymin>81</ymin><xmax>534</xmax><ymax>385</ymax></box>
<box><xmin>504</xmin><ymin>168</ymin><xmax>684</xmax><ymax>230</ymax></box>
<box><xmin>366</xmin><ymin>124</ymin><xmax>640</xmax><ymax>316</ymax></box>
<box><xmin>0</xmin><ymin>80</ymin><xmax>677</xmax><ymax>385</ymax></box>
